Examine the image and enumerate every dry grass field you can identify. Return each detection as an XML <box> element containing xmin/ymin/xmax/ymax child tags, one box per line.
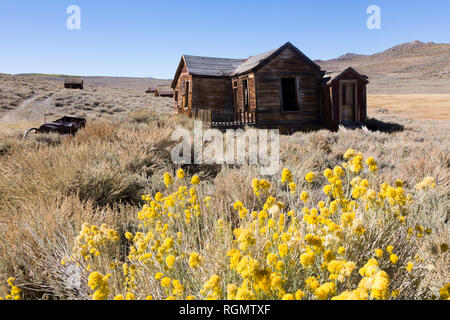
<box><xmin>368</xmin><ymin>94</ymin><xmax>450</xmax><ymax>120</ymax></box>
<box><xmin>0</xmin><ymin>73</ymin><xmax>173</xmax><ymax>133</ymax></box>
<box><xmin>0</xmin><ymin>73</ymin><xmax>448</xmax><ymax>300</ymax></box>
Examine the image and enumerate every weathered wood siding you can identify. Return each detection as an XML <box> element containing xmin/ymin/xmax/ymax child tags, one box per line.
<box><xmin>321</xmin><ymin>83</ymin><xmax>334</xmax><ymax>130</ymax></box>
<box><xmin>232</xmin><ymin>74</ymin><xmax>256</xmax><ymax>112</ymax></box>
<box><xmin>254</xmin><ymin>47</ymin><xmax>324</xmax><ymax>128</ymax></box>
<box><xmin>191</xmin><ymin>76</ymin><xmax>232</xmax><ymax>111</ymax></box>
<box><xmin>173</xmin><ymin>63</ymin><xmax>193</xmax><ymax>115</ymax></box>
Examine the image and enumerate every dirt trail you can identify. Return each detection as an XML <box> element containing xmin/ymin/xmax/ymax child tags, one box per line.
<box><xmin>0</xmin><ymin>94</ymin><xmax>55</xmax><ymax>126</ymax></box>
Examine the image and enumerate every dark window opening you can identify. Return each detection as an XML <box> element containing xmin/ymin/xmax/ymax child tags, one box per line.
<box><xmin>281</xmin><ymin>78</ymin><xmax>298</xmax><ymax>111</ymax></box>
<box><xmin>175</xmin><ymin>90</ymin><xmax>179</xmax><ymax>102</ymax></box>
<box><xmin>233</xmin><ymin>88</ymin><xmax>238</xmax><ymax>110</ymax></box>
<box><xmin>184</xmin><ymin>81</ymin><xmax>190</xmax><ymax>110</ymax></box>
<box><xmin>242</xmin><ymin>80</ymin><xmax>249</xmax><ymax>111</ymax></box>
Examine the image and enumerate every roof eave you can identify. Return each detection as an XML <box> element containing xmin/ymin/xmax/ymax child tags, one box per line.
<box><xmin>171</xmin><ymin>56</ymin><xmax>187</xmax><ymax>89</ymax></box>
<box><xmin>238</xmin><ymin>42</ymin><xmax>324</xmax><ymax>76</ymax></box>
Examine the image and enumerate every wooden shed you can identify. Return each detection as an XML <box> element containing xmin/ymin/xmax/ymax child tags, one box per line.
<box><xmin>171</xmin><ymin>42</ymin><xmax>368</xmax><ymax>132</ymax></box>
<box><xmin>64</xmin><ymin>77</ymin><xmax>84</xmax><ymax>89</ymax></box>
<box><xmin>322</xmin><ymin>67</ymin><xmax>369</xmax><ymax>131</ymax></box>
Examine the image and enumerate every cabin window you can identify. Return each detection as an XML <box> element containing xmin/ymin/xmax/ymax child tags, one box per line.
<box><xmin>175</xmin><ymin>90</ymin><xmax>179</xmax><ymax>102</ymax></box>
<box><xmin>233</xmin><ymin>88</ymin><xmax>238</xmax><ymax>110</ymax></box>
<box><xmin>242</xmin><ymin>80</ymin><xmax>249</xmax><ymax>111</ymax></box>
<box><xmin>184</xmin><ymin>81</ymin><xmax>190</xmax><ymax>110</ymax></box>
<box><xmin>281</xmin><ymin>78</ymin><xmax>299</xmax><ymax>112</ymax></box>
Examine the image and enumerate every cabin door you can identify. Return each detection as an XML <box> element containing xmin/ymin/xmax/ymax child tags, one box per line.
<box><xmin>340</xmin><ymin>82</ymin><xmax>356</xmax><ymax>122</ymax></box>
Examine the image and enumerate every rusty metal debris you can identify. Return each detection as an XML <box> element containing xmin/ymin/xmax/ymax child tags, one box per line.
<box><xmin>23</xmin><ymin>116</ymin><xmax>86</xmax><ymax>139</ymax></box>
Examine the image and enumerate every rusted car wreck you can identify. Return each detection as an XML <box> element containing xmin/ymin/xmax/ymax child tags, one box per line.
<box><xmin>23</xmin><ymin>116</ymin><xmax>86</xmax><ymax>139</ymax></box>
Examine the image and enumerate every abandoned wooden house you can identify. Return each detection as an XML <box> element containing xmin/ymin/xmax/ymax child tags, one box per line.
<box><xmin>171</xmin><ymin>42</ymin><xmax>368</xmax><ymax>132</ymax></box>
<box><xmin>64</xmin><ymin>77</ymin><xmax>84</xmax><ymax>89</ymax></box>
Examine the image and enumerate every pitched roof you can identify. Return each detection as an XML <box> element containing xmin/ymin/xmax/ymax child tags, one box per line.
<box><xmin>232</xmin><ymin>47</ymin><xmax>279</xmax><ymax>75</ymax></box>
<box><xmin>183</xmin><ymin>55</ymin><xmax>245</xmax><ymax>77</ymax></box>
<box><xmin>324</xmin><ymin>67</ymin><xmax>369</xmax><ymax>84</ymax></box>
<box><xmin>172</xmin><ymin>42</ymin><xmax>323</xmax><ymax>88</ymax></box>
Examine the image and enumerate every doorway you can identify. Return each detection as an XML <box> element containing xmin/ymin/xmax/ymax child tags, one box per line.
<box><xmin>340</xmin><ymin>81</ymin><xmax>356</xmax><ymax>122</ymax></box>
<box><xmin>281</xmin><ymin>77</ymin><xmax>299</xmax><ymax>111</ymax></box>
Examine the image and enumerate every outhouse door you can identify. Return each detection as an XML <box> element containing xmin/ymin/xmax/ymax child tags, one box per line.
<box><xmin>340</xmin><ymin>81</ymin><xmax>356</xmax><ymax>122</ymax></box>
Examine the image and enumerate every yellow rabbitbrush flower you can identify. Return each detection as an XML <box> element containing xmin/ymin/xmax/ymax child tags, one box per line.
<box><xmin>0</xmin><ymin>278</ymin><xmax>21</xmax><ymax>300</ymax></box>
<box><xmin>415</xmin><ymin>177</ymin><xmax>437</xmax><ymax>190</ymax></box>
<box><xmin>72</xmin><ymin>152</ymin><xmax>439</xmax><ymax>301</ymax></box>
<box><xmin>164</xmin><ymin>172</ymin><xmax>173</xmax><ymax>188</ymax></box>
<box><xmin>88</xmin><ymin>272</ymin><xmax>111</xmax><ymax>300</ymax></box>
<box><xmin>166</xmin><ymin>255</ymin><xmax>176</xmax><ymax>269</ymax></box>
<box><xmin>315</xmin><ymin>282</ymin><xmax>336</xmax><ymax>300</ymax></box>
<box><xmin>189</xmin><ymin>252</ymin><xmax>202</xmax><ymax>269</ymax></box>
<box><xmin>281</xmin><ymin>168</ymin><xmax>293</xmax><ymax>185</ymax></box>
<box><xmin>191</xmin><ymin>175</ymin><xmax>201</xmax><ymax>185</ymax></box>
<box><xmin>177</xmin><ymin>169</ymin><xmax>185</xmax><ymax>179</ymax></box>
<box><xmin>305</xmin><ymin>172</ymin><xmax>315</xmax><ymax>183</ymax></box>
<box><xmin>439</xmin><ymin>283</ymin><xmax>450</xmax><ymax>300</ymax></box>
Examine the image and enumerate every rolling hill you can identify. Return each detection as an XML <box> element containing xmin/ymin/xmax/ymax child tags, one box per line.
<box><xmin>315</xmin><ymin>40</ymin><xmax>450</xmax><ymax>94</ymax></box>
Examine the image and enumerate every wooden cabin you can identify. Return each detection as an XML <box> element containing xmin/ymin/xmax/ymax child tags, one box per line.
<box><xmin>64</xmin><ymin>78</ymin><xmax>84</xmax><ymax>89</ymax></box>
<box><xmin>171</xmin><ymin>42</ymin><xmax>368</xmax><ymax>132</ymax></box>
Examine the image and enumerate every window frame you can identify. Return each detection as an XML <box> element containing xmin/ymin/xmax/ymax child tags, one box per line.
<box><xmin>242</xmin><ymin>79</ymin><xmax>250</xmax><ymax>111</ymax></box>
<box><xmin>184</xmin><ymin>80</ymin><xmax>190</xmax><ymax>111</ymax></box>
<box><xmin>279</xmin><ymin>75</ymin><xmax>301</xmax><ymax>113</ymax></box>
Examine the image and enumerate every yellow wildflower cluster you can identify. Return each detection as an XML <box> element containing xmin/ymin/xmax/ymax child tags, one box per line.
<box><xmin>68</xmin><ymin>150</ymin><xmax>442</xmax><ymax>300</ymax></box>
<box><xmin>201</xmin><ymin>275</ymin><xmax>221</xmax><ymax>300</ymax></box>
<box><xmin>415</xmin><ymin>177</ymin><xmax>437</xmax><ymax>190</ymax></box>
<box><xmin>439</xmin><ymin>283</ymin><xmax>450</xmax><ymax>300</ymax></box>
<box><xmin>88</xmin><ymin>271</ymin><xmax>111</xmax><ymax>300</ymax></box>
<box><xmin>305</xmin><ymin>172</ymin><xmax>315</xmax><ymax>183</ymax></box>
<box><xmin>281</xmin><ymin>168</ymin><xmax>293</xmax><ymax>185</ymax></box>
<box><xmin>252</xmin><ymin>178</ymin><xmax>272</xmax><ymax>197</ymax></box>
<box><xmin>72</xmin><ymin>223</ymin><xmax>119</xmax><ymax>262</ymax></box>
<box><xmin>0</xmin><ymin>278</ymin><xmax>21</xmax><ymax>300</ymax></box>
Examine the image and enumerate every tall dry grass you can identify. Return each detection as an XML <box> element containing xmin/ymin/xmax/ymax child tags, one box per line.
<box><xmin>0</xmin><ymin>109</ymin><xmax>448</xmax><ymax>299</ymax></box>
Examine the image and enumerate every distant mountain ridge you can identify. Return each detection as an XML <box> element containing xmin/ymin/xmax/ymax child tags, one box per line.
<box><xmin>315</xmin><ymin>40</ymin><xmax>450</xmax><ymax>94</ymax></box>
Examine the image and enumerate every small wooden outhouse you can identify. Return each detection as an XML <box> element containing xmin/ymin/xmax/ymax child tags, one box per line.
<box><xmin>322</xmin><ymin>67</ymin><xmax>369</xmax><ymax>131</ymax></box>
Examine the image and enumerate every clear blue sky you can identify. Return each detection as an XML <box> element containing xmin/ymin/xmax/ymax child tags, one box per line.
<box><xmin>0</xmin><ymin>0</ymin><xmax>448</xmax><ymax>79</ymax></box>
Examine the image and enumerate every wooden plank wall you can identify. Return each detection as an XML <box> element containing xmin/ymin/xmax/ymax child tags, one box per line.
<box><xmin>192</xmin><ymin>76</ymin><xmax>233</xmax><ymax>111</ymax></box>
<box><xmin>231</xmin><ymin>74</ymin><xmax>257</xmax><ymax>112</ymax></box>
<box><xmin>173</xmin><ymin>64</ymin><xmax>193</xmax><ymax>115</ymax></box>
<box><xmin>321</xmin><ymin>83</ymin><xmax>334</xmax><ymax>130</ymax></box>
<box><xmin>255</xmin><ymin>47</ymin><xmax>324</xmax><ymax>127</ymax></box>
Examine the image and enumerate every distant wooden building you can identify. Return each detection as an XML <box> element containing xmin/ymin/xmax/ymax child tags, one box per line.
<box><xmin>146</xmin><ymin>87</ymin><xmax>157</xmax><ymax>94</ymax></box>
<box><xmin>171</xmin><ymin>42</ymin><xmax>368</xmax><ymax>132</ymax></box>
<box><xmin>64</xmin><ymin>78</ymin><xmax>84</xmax><ymax>89</ymax></box>
<box><xmin>154</xmin><ymin>87</ymin><xmax>174</xmax><ymax>98</ymax></box>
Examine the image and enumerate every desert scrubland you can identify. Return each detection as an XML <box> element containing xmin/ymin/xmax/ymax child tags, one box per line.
<box><xmin>0</xmin><ymin>68</ymin><xmax>448</xmax><ymax>301</ymax></box>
